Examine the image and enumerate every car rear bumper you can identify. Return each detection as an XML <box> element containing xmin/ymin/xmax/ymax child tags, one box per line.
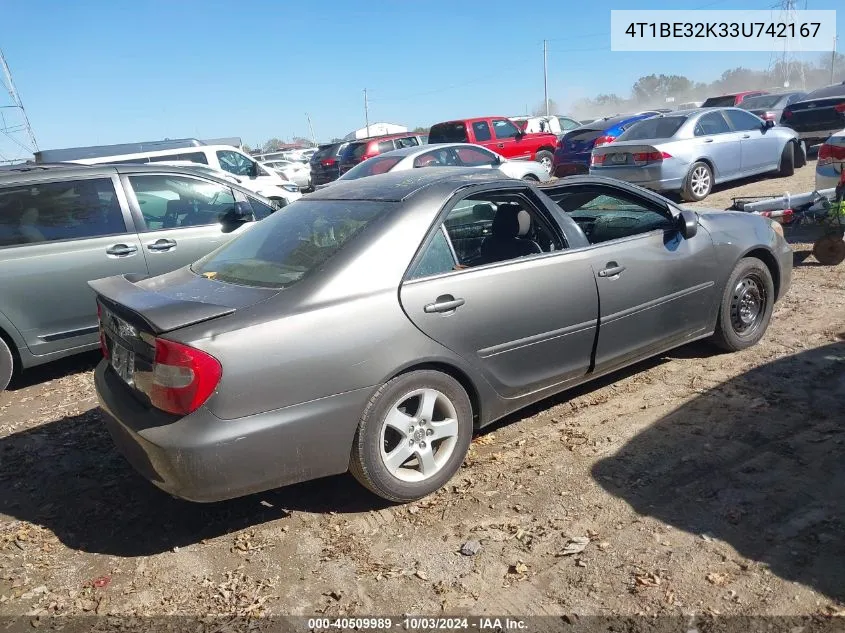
<box><xmin>94</xmin><ymin>361</ymin><xmax>372</xmax><ymax>502</ymax></box>
<box><xmin>588</xmin><ymin>165</ymin><xmax>685</xmax><ymax>192</ymax></box>
<box><xmin>815</xmin><ymin>162</ymin><xmax>844</xmax><ymax>191</ymax></box>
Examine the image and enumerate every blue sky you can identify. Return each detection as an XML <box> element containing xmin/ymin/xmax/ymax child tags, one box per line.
<box><xmin>0</xmin><ymin>0</ymin><xmax>841</xmax><ymax>157</ymax></box>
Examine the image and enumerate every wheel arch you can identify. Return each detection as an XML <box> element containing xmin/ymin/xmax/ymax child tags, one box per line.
<box><xmin>536</xmin><ymin>145</ymin><xmax>556</xmax><ymax>156</ymax></box>
<box><xmin>740</xmin><ymin>246</ymin><xmax>781</xmax><ymax>300</ymax></box>
<box><xmin>0</xmin><ymin>323</ymin><xmax>21</xmax><ymax>381</ymax></box>
<box><xmin>692</xmin><ymin>156</ymin><xmax>716</xmax><ymax>179</ymax></box>
<box><xmin>387</xmin><ymin>361</ymin><xmax>483</xmax><ymax>428</ymax></box>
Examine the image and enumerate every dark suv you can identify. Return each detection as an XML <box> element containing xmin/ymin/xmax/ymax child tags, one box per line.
<box><xmin>0</xmin><ymin>162</ymin><xmax>278</xmax><ymax>391</ymax></box>
<box><xmin>309</xmin><ymin>142</ymin><xmax>349</xmax><ymax>186</ymax></box>
<box><xmin>338</xmin><ymin>133</ymin><xmax>426</xmax><ymax>176</ymax></box>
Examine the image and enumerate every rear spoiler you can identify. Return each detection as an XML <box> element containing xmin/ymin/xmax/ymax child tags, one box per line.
<box><xmin>88</xmin><ymin>274</ymin><xmax>235</xmax><ymax>335</ymax></box>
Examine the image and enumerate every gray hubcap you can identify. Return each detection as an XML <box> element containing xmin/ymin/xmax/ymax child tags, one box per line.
<box><xmin>730</xmin><ymin>275</ymin><xmax>766</xmax><ymax>335</ymax></box>
<box><xmin>691</xmin><ymin>166</ymin><xmax>711</xmax><ymax>197</ymax></box>
<box><xmin>379</xmin><ymin>388</ymin><xmax>459</xmax><ymax>483</ymax></box>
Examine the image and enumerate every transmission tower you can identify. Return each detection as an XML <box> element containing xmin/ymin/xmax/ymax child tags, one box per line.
<box><xmin>767</xmin><ymin>0</ymin><xmax>808</xmax><ymax>90</ymax></box>
<box><xmin>0</xmin><ymin>47</ymin><xmax>38</xmax><ymax>164</ymax></box>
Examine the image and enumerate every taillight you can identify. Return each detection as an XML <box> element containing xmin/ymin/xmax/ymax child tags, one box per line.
<box><xmin>591</xmin><ymin>153</ymin><xmax>605</xmax><ymax>166</ymax></box>
<box><xmin>594</xmin><ymin>135</ymin><xmax>616</xmax><ymax>147</ymax></box>
<box><xmin>632</xmin><ymin>151</ymin><xmax>672</xmax><ymax>164</ymax></box>
<box><xmin>148</xmin><ymin>339</ymin><xmax>221</xmax><ymax>416</ymax></box>
<box><xmin>761</xmin><ymin>112</ymin><xmax>776</xmax><ymax>121</ymax></box>
<box><xmin>835</xmin><ymin>103</ymin><xmax>845</xmax><ymax>113</ymax></box>
<box><xmin>321</xmin><ymin>158</ymin><xmax>336</xmax><ymax>166</ymax></box>
<box><xmin>818</xmin><ymin>143</ymin><xmax>845</xmax><ymax>165</ymax></box>
<box><xmin>96</xmin><ymin>303</ymin><xmax>109</xmax><ymax>360</ymax></box>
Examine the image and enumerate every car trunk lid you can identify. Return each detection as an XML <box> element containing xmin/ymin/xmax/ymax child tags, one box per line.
<box><xmin>784</xmin><ymin>96</ymin><xmax>845</xmax><ymax>130</ymax></box>
<box><xmin>591</xmin><ymin>143</ymin><xmax>668</xmax><ymax>167</ymax></box>
<box><xmin>90</xmin><ymin>268</ymin><xmax>278</xmax><ymax>403</ymax></box>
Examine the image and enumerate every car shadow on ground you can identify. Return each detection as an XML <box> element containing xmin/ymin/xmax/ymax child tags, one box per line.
<box><xmin>0</xmin><ymin>406</ymin><xmax>388</xmax><ymax>557</ymax></box>
<box><xmin>592</xmin><ymin>341</ymin><xmax>845</xmax><ymax>601</ymax></box>
<box><xmin>0</xmin><ymin>341</ymin><xmax>725</xmax><ymax>558</ymax></box>
<box><xmin>6</xmin><ymin>350</ymin><xmax>101</xmax><ymax>392</ymax></box>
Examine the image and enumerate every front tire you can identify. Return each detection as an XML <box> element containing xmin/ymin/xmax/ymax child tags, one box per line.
<box><xmin>535</xmin><ymin>150</ymin><xmax>554</xmax><ymax>175</ymax></box>
<box><xmin>681</xmin><ymin>161</ymin><xmax>713</xmax><ymax>202</ymax></box>
<box><xmin>521</xmin><ymin>174</ymin><xmax>539</xmax><ymax>182</ymax></box>
<box><xmin>349</xmin><ymin>370</ymin><xmax>473</xmax><ymax>503</ymax></box>
<box><xmin>778</xmin><ymin>142</ymin><xmax>795</xmax><ymax>177</ymax></box>
<box><xmin>710</xmin><ymin>257</ymin><xmax>775</xmax><ymax>352</ymax></box>
<box><xmin>0</xmin><ymin>336</ymin><xmax>14</xmax><ymax>393</ymax></box>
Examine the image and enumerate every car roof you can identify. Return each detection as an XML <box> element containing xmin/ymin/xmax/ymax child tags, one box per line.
<box><xmin>346</xmin><ymin>132</ymin><xmax>420</xmax><ymax>144</ymax></box>
<box><xmin>361</xmin><ymin>142</ymin><xmax>495</xmax><ymax>161</ymax></box>
<box><xmin>306</xmin><ymin>168</ymin><xmax>509</xmax><ymax>202</ymax></box>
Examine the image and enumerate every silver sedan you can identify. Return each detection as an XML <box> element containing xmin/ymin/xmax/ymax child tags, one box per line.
<box><xmin>590</xmin><ymin>108</ymin><xmax>804</xmax><ymax>201</ymax></box>
<box><xmin>323</xmin><ymin>143</ymin><xmax>550</xmax><ymax>187</ymax></box>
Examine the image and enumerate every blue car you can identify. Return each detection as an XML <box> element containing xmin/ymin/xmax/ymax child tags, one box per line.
<box><xmin>552</xmin><ymin>112</ymin><xmax>661</xmax><ymax>177</ymax></box>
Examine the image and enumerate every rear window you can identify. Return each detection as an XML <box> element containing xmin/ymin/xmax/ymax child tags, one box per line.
<box><xmin>339</xmin><ymin>156</ymin><xmax>403</xmax><ymax>180</ymax></box>
<box><xmin>192</xmin><ymin>200</ymin><xmax>393</xmax><ymax>289</ymax></box>
<box><xmin>428</xmin><ymin>122</ymin><xmax>469</xmax><ymax>143</ymax></box>
<box><xmin>740</xmin><ymin>94</ymin><xmax>787</xmax><ymax>109</ymax></box>
<box><xmin>341</xmin><ymin>142</ymin><xmax>368</xmax><ymax>163</ymax></box>
<box><xmin>617</xmin><ymin>116</ymin><xmax>687</xmax><ymax>141</ymax></box>
<box><xmin>804</xmin><ymin>83</ymin><xmax>845</xmax><ymax>99</ymax></box>
<box><xmin>311</xmin><ymin>144</ymin><xmax>344</xmax><ymax>163</ymax></box>
<box><xmin>702</xmin><ymin>96</ymin><xmax>737</xmax><ymax>107</ymax></box>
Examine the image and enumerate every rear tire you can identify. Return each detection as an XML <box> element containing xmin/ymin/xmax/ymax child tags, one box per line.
<box><xmin>681</xmin><ymin>161</ymin><xmax>713</xmax><ymax>202</ymax></box>
<box><xmin>535</xmin><ymin>150</ymin><xmax>554</xmax><ymax>175</ymax></box>
<box><xmin>349</xmin><ymin>370</ymin><xmax>473</xmax><ymax>503</ymax></box>
<box><xmin>778</xmin><ymin>142</ymin><xmax>795</xmax><ymax>177</ymax></box>
<box><xmin>0</xmin><ymin>336</ymin><xmax>14</xmax><ymax>393</ymax></box>
<box><xmin>521</xmin><ymin>174</ymin><xmax>539</xmax><ymax>182</ymax></box>
<box><xmin>710</xmin><ymin>257</ymin><xmax>774</xmax><ymax>352</ymax></box>
<box><xmin>794</xmin><ymin>142</ymin><xmax>807</xmax><ymax>168</ymax></box>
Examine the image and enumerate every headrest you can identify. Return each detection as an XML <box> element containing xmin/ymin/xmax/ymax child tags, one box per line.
<box><xmin>491</xmin><ymin>203</ymin><xmax>531</xmax><ymax>238</ymax></box>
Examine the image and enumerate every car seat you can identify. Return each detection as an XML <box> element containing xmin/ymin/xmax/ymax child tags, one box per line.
<box><xmin>479</xmin><ymin>203</ymin><xmax>542</xmax><ymax>264</ymax></box>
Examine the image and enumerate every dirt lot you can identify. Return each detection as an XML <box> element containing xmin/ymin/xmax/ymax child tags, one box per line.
<box><xmin>1</xmin><ymin>161</ymin><xmax>844</xmax><ymax>623</ymax></box>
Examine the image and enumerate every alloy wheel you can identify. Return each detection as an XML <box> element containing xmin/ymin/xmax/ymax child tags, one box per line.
<box><xmin>691</xmin><ymin>166</ymin><xmax>711</xmax><ymax>197</ymax></box>
<box><xmin>379</xmin><ymin>388</ymin><xmax>459</xmax><ymax>483</ymax></box>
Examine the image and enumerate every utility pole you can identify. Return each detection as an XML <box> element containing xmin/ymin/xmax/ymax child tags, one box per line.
<box><xmin>543</xmin><ymin>40</ymin><xmax>549</xmax><ymax>116</ymax></box>
<box><xmin>0</xmin><ymin>47</ymin><xmax>38</xmax><ymax>155</ymax></box>
<box><xmin>363</xmin><ymin>88</ymin><xmax>370</xmax><ymax>137</ymax></box>
<box><xmin>305</xmin><ymin>112</ymin><xmax>317</xmax><ymax>147</ymax></box>
<box><xmin>832</xmin><ymin>36</ymin><xmax>839</xmax><ymax>85</ymax></box>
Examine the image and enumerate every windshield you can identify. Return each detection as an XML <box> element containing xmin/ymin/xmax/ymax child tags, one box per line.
<box><xmin>740</xmin><ymin>94</ymin><xmax>786</xmax><ymax>109</ymax></box>
<box><xmin>340</xmin><ymin>155</ymin><xmax>403</xmax><ymax>180</ymax></box>
<box><xmin>617</xmin><ymin>116</ymin><xmax>686</xmax><ymax>140</ymax></box>
<box><xmin>191</xmin><ymin>200</ymin><xmax>393</xmax><ymax>288</ymax></box>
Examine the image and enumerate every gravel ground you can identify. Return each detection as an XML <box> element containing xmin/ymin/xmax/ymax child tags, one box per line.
<box><xmin>1</xmin><ymin>160</ymin><xmax>844</xmax><ymax>624</ymax></box>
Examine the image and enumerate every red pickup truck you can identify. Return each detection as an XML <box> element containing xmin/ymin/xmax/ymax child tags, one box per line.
<box><xmin>428</xmin><ymin>117</ymin><xmax>559</xmax><ymax>174</ymax></box>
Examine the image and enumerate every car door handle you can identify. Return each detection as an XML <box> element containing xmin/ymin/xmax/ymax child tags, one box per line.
<box><xmin>597</xmin><ymin>264</ymin><xmax>626</xmax><ymax>278</ymax></box>
<box><xmin>742</xmin><ymin>134</ymin><xmax>751</xmax><ymax>139</ymax></box>
<box><xmin>424</xmin><ymin>295</ymin><xmax>465</xmax><ymax>314</ymax></box>
<box><xmin>146</xmin><ymin>238</ymin><xmax>177</xmax><ymax>252</ymax></box>
<box><xmin>497</xmin><ymin>143</ymin><xmax>505</xmax><ymax>148</ymax></box>
<box><xmin>703</xmin><ymin>138</ymin><xmax>714</xmax><ymax>143</ymax></box>
<box><xmin>105</xmin><ymin>244</ymin><xmax>138</xmax><ymax>257</ymax></box>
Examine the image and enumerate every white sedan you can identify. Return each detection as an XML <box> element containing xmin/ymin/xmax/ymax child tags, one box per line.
<box><xmin>320</xmin><ymin>143</ymin><xmax>551</xmax><ymax>187</ymax></box>
<box><xmin>816</xmin><ymin>129</ymin><xmax>845</xmax><ymax>191</ymax></box>
<box><xmin>263</xmin><ymin>159</ymin><xmax>313</xmax><ymax>190</ymax></box>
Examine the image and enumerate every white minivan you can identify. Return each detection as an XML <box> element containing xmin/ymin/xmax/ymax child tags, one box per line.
<box><xmin>73</xmin><ymin>145</ymin><xmax>302</xmax><ymax>206</ymax></box>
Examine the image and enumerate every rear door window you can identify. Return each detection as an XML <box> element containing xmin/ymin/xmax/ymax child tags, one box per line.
<box><xmin>455</xmin><ymin>146</ymin><xmax>498</xmax><ymax>166</ymax></box>
<box><xmin>395</xmin><ymin>136</ymin><xmax>420</xmax><ymax>148</ymax></box>
<box><xmin>376</xmin><ymin>140</ymin><xmax>395</xmax><ymax>153</ymax></box>
<box><xmin>0</xmin><ymin>178</ymin><xmax>127</xmax><ymax>247</ymax></box>
<box><xmin>127</xmin><ymin>174</ymin><xmax>238</xmax><ymax>230</ymax></box>
<box><xmin>413</xmin><ymin>148</ymin><xmax>460</xmax><ymax>167</ymax></box>
<box><xmin>472</xmin><ymin>121</ymin><xmax>492</xmax><ymax>141</ymax></box>
<box><xmin>694</xmin><ymin>112</ymin><xmax>732</xmax><ymax>136</ymax></box>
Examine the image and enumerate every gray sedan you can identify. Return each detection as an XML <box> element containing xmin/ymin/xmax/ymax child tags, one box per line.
<box><xmin>322</xmin><ymin>143</ymin><xmax>550</xmax><ymax>187</ymax></box>
<box><xmin>90</xmin><ymin>170</ymin><xmax>792</xmax><ymax>503</ymax></box>
<box><xmin>590</xmin><ymin>108</ymin><xmax>804</xmax><ymax>201</ymax></box>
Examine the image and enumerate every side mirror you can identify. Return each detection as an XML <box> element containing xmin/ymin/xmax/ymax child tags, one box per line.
<box><xmin>221</xmin><ymin>201</ymin><xmax>253</xmax><ymax>226</ymax></box>
<box><xmin>676</xmin><ymin>208</ymin><xmax>698</xmax><ymax>239</ymax></box>
<box><xmin>764</xmin><ymin>119</ymin><xmax>775</xmax><ymax>129</ymax></box>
